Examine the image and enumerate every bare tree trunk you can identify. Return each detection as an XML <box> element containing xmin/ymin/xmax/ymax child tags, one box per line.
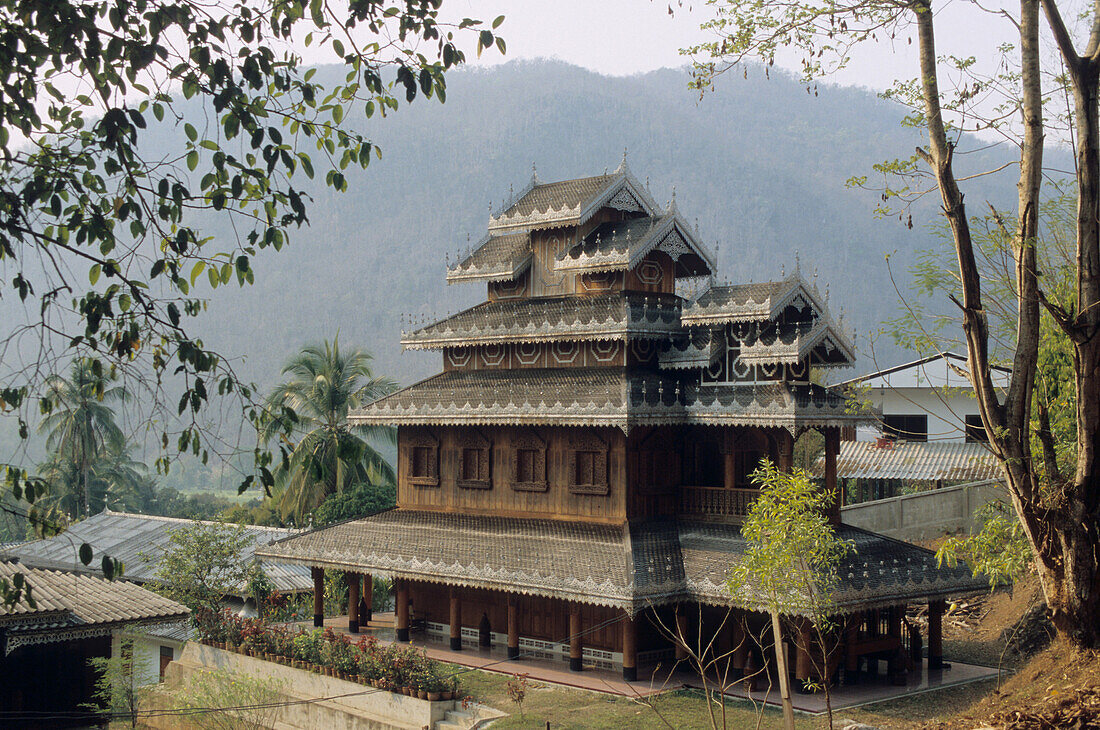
<box><xmin>769</xmin><ymin>611</ymin><xmax>795</xmax><ymax>730</ymax></box>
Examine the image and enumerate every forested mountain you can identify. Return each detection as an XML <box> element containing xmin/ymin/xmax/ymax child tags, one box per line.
<box><xmin>190</xmin><ymin>59</ymin><xmax>1019</xmax><ymax>389</ymax></box>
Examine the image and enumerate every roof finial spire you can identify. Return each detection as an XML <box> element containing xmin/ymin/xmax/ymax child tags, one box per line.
<box><xmin>509</xmin><ymin>183</ymin><xmax>514</xmax><ymax>200</ymax></box>
<box><xmin>667</xmin><ymin>186</ymin><xmax>678</xmax><ymax>214</ymax></box>
<box><xmin>646</xmin><ymin>176</ymin><xmax>650</xmax><ymax>191</ymax></box>
<box><xmin>780</xmin><ymin>262</ymin><xmax>785</xmax><ymax>278</ymax></box>
<box><xmin>825</xmin><ymin>283</ymin><xmax>831</xmax><ymax>304</ymax></box>
<box><xmin>795</xmin><ymin>250</ymin><xmax>801</xmax><ymax>274</ymax></box>
<box><xmin>616</xmin><ymin>147</ymin><xmax>628</xmax><ymax>173</ymax></box>
<box><xmin>531</xmin><ymin>162</ymin><xmax>539</xmax><ymax>185</ymax></box>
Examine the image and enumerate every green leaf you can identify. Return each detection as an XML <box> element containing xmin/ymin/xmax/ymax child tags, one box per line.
<box><xmin>184</xmin><ymin>123</ymin><xmax>197</xmax><ymax>142</ymax></box>
<box><xmin>492</xmin><ymin>15</ymin><xmax>505</xmax><ymax>29</ymax></box>
<box><xmin>89</xmin><ymin>264</ymin><xmax>101</xmax><ymax>285</ymax></box>
<box><xmin>79</xmin><ymin>543</ymin><xmax>93</xmax><ymax>566</ymax></box>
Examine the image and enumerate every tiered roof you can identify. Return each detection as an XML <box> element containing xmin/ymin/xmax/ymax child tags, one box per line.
<box><xmin>256</xmin><ymin>510</ymin><xmax>987</xmax><ymax>616</ymax></box>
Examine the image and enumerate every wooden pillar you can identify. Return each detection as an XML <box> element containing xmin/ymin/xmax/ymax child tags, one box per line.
<box><xmin>928</xmin><ymin>600</ymin><xmax>945</xmax><ymax>669</ymax></box>
<box><xmin>311</xmin><ymin>567</ymin><xmax>324</xmax><ymax>627</ymax></box>
<box><xmin>674</xmin><ymin>604</ymin><xmax>689</xmax><ymax>661</ymax></box>
<box><xmin>794</xmin><ymin>619</ymin><xmax>813</xmax><ymax>687</ymax></box>
<box><xmin>731</xmin><ymin>614</ymin><xmax>748</xmax><ymax>677</ymax></box>
<box><xmin>777</xmin><ymin>428</ymin><xmax>795</xmax><ymax>472</ymax></box>
<box><xmin>844</xmin><ymin>616</ymin><xmax>860</xmax><ymax>685</ymax></box>
<box><xmin>507</xmin><ymin>596</ymin><xmax>519</xmax><ymax>659</ymax></box>
<box><xmin>362</xmin><ymin>573</ymin><xmax>373</xmax><ymax>623</ymax></box>
<box><xmin>347</xmin><ymin>571</ymin><xmax>360</xmax><ymax>634</ymax></box>
<box><xmin>449</xmin><ymin>588</ymin><xmax>462</xmax><ymax>651</ymax></box>
<box><xmin>395</xmin><ymin>578</ymin><xmax>410</xmax><ymax>642</ymax></box>
<box><xmin>622</xmin><ymin>612</ymin><xmax>638</xmax><ymax>682</ymax></box>
<box><xmin>569</xmin><ymin>607</ymin><xmax>583</xmax><ymax>672</ymax></box>
<box><xmin>825</xmin><ymin>428</ymin><xmax>841</xmax><ymax>523</ymax></box>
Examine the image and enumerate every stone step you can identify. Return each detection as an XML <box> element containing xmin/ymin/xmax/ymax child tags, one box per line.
<box><xmin>445</xmin><ymin>710</ymin><xmax>473</xmax><ymax>723</ymax></box>
<box><xmin>434</xmin><ymin>722</ymin><xmax>464</xmax><ymax>730</ymax></box>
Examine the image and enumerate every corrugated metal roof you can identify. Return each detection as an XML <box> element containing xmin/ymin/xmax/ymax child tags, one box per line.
<box><xmin>812</xmin><ymin>440</ymin><xmax>1001</xmax><ymax>482</ymax></box>
<box><xmin>2</xmin><ymin>511</ymin><xmax>313</xmax><ymax>595</ymax></box>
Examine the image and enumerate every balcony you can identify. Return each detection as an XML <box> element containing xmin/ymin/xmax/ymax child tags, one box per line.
<box><xmin>679</xmin><ymin>486</ymin><xmax>759</xmax><ymax>523</ymax></box>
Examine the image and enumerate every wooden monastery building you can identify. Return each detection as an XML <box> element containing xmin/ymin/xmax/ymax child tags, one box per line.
<box><xmin>258</xmin><ymin>162</ymin><xmax>986</xmax><ymax>686</ymax></box>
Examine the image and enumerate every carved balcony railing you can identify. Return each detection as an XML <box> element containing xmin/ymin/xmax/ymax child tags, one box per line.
<box><xmin>679</xmin><ymin>486</ymin><xmax>759</xmax><ymax>523</ymax></box>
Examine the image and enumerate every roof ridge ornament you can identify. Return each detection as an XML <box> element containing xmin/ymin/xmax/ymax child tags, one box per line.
<box><xmin>616</xmin><ymin>147</ymin><xmax>629</xmax><ymax>175</ymax></box>
<box><xmin>667</xmin><ymin>186</ymin><xmax>678</xmax><ymax>214</ymax></box>
<box><xmin>532</xmin><ymin>162</ymin><xmax>539</xmax><ymax>185</ymax></box>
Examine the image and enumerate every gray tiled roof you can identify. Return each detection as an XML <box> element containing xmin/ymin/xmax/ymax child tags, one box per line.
<box><xmin>0</xmin><ymin>560</ymin><xmax>188</xmax><ymax>632</ymax></box>
<box><xmin>658</xmin><ymin>329</ymin><xmax>725</xmax><ymax>370</ymax></box>
<box><xmin>3</xmin><ymin>511</ymin><xmax>312</xmax><ymax>595</ymax></box>
<box><xmin>351</xmin><ymin>367</ymin><xmax>868</xmax><ymax>429</ymax></box>
<box><xmin>681</xmin><ymin>275</ymin><xmax>826</xmax><ymax>326</ymax></box>
<box><xmin>402</xmin><ymin>293</ymin><xmax>682</xmax><ymax>349</ymax></box>
<box><xmin>256</xmin><ymin>511</ymin><xmax>987</xmax><ymax>615</ymax></box>
<box><xmin>555</xmin><ymin>214</ymin><xmax>714</xmax><ymax>275</ymax></box>
<box><xmin>488</xmin><ymin>174</ymin><xmax>618</xmax><ymax>231</ymax></box>
<box><xmin>739</xmin><ymin>319</ymin><xmax>855</xmax><ymax>367</ymax></box>
<box><xmin>810</xmin><ymin>440</ymin><xmax>1001</xmax><ymax>482</ymax></box>
<box><xmin>446</xmin><ymin>231</ymin><xmax>532</xmax><ymax>283</ymax></box>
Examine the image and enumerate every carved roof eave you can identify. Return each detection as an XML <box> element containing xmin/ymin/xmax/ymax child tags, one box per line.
<box><xmin>445</xmin><ymin>252</ymin><xmax>533</xmax><ymax>284</ymax></box>
<box><xmin>681</xmin><ymin>273</ymin><xmax>829</xmax><ymax>327</ymax></box>
<box><xmin>400</xmin><ymin>326</ymin><xmax>676</xmax><ymax>350</ymax></box>
<box><xmin>555</xmin><ymin>214</ymin><xmax>715</xmax><ymax>277</ymax></box>
<box><xmin>657</xmin><ymin>332</ymin><xmax>724</xmax><ymax>370</ymax></box>
<box><xmin>486</xmin><ymin>170</ymin><xmax>661</xmax><ymax>234</ymax></box>
<box><xmin>738</xmin><ymin>320</ymin><xmax>856</xmax><ymax>367</ymax></box>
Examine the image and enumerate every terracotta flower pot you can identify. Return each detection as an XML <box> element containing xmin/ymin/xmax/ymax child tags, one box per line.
<box><xmin>428</xmin><ymin>691</ymin><xmax>441</xmax><ymax>702</ymax></box>
<box><xmin>441</xmin><ymin>690</ymin><xmax>453</xmax><ymax>701</ymax></box>
<box><xmin>418</xmin><ymin>690</ymin><xmax>428</xmax><ymax>700</ymax></box>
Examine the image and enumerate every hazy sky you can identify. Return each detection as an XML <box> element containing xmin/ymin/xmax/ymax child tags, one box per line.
<box><xmin>432</xmin><ymin>0</ymin><xmax>1017</xmax><ymax>94</ymax></box>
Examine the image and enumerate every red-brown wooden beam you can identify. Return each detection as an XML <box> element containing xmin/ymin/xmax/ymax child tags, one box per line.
<box><xmin>507</xmin><ymin>596</ymin><xmax>519</xmax><ymax>660</ymax></box>
<box><xmin>928</xmin><ymin>600</ymin><xmax>945</xmax><ymax>669</ymax></box>
<box><xmin>569</xmin><ymin>607</ymin><xmax>583</xmax><ymax>672</ymax></box>
<box><xmin>311</xmin><ymin>567</ymin><xmax>324</xmax><ymax>628</ymax></box>
<box><xmin>731</xmin><ymin>612</ymin><xmax>748</xmax><ymax>677</ymax></box>
<box><xmin>795</xmin><ymin>619</ymin><xmax>813</xmax><ymax>687</ymax></box>
<box><xmin>362</xmin><ymin>573</ymin><xmax>373</xmax><ymax>623</ymax></box>
<box><xmin>347</xmin><ymin>571</ymin><xmax>360</xmax><ymax>634</ymax></box>
<box><xmin>622</xmin><ymin>612</ymin><xmax>637</xmax><ymax>682</ymax></box>
<box><xmin>449</xmin><ymin>588</ymin><xmax>462</xmax><ymax>651</ymax></box>
<box><xmin>395</xmin><ymin>578</ymin><xmax>410</xmax><ymax>643</ymax></box>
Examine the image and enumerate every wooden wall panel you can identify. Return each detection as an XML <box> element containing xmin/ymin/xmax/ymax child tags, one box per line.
<box><xmin>398</xmin><ymin>426</ymin><xmax>628</xmax><ymax>523</ymax></box>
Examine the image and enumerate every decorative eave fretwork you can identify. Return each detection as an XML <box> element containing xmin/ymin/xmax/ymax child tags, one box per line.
<box><xmin>556</xmin><ymin>213</ymin><xmax>715</xmax><ymax>277</ymax></box>
<box><xmin>401</xmin><ymin>293</ymin><xmax>683</xmax><ymax>350</ymax></box>
<box><xmin>738</xmin><ymin>318</ymin><xmax>855</xmax><ymax>368</ymax></box>
<box><xmin>350</xmin><ymin>368</ymin><xmax>873</xmax><ymax>432</ymax></box>
<box><xmin>657</xmin><ymin>329</ymin><xmax>725</xmax><ymax>370</ymax></box>
<box><xmin>485</xmin><ymin>162</ymin><xmax>661</xmax><ymax>234</ymax></box>
<box><xmin>680</xmin><ymin>273</ymin><xmax>827</xmax><ymax>327</ymax></box>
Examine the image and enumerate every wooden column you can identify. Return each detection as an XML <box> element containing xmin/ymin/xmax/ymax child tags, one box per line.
<box><xmin>777</xmin><ymin>428</ymin><xmax>795</xmax><ymax>472</ymax></box>
<box><xmin>311</xmin><ymin>567</ymin><xmax>324</xmax><ymax>628</ymax></box>
<box><xmin>844</xmin><ymin>616</ymin><xmax>860</xmax><ymax>685</ymax></box>
<box><xmin>928</xmin><ymin>600</ymin><xmax>945</xmax><ymax>669</ymax></box>
<box><xmin>362</xmin><ymin>573</ymin><xmax>373</xmax><ymax>623</ymax></box>
<box><xmin>825</xmin><ymin>428</ymin><xmax>841</xmax><ymax>523</ymax></box>
<box><xmin>449</xmin><ymin>588</ymin><xmax>462</xmax><ymax>651</ymax></box>
<box><xmin>507</xmin><ymin>596</ymin><xmax>519</xmax><ymax>659</ymax></box>
<box><xmin>347</xmin><ymin>571</ymin><xmax>360</xmax><ymax>634</ymax></box>
<box><xmin>731</xmin><ymin>614</ymin><xmax>748</xmax><ymax>677</ymax></box>
<box><xmin>622</xmin><ymin>612</ymin><xmax>637</xmax><ymax>682</ymax></box>
<box><xmin>395</xmin><ymin>578</ymin><xmax>410</xmax><ymax>643</ymax></box>
<box><xmin>674</xmin><ymin>604</ymin><xmax>689</xmax><ymax>661</ymax></box>
<box><xmin>795</xmin><ymin>619</ymin><xmax>813</xmax><ymax>688</ymax></box>
<box><xmin>569</xmin><ymin>607</ymin><xmax>583</xmax><ymax>672</ymax></box>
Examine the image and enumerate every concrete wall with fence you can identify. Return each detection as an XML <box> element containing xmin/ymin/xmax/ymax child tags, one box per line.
<box><xmin>840</xmin><ymin>479</ymin><xmax>1007</xmax><ymax>543</ymax></box>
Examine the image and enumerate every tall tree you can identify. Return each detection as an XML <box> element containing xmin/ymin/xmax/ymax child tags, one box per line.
<box><xmin>0</xmin><ymin>0</ymin><xmax>503</xmax><ymax>605</ymax></box>
<box><xmin>261</xmin><ymin>338</ymin><xmax>395</xmax><ymax>522</ymax></box>
<box><xmin>37</xmin><ymin>358</ymin><xmax>131</xmax><ymax>518</ymax></box>
<box><xmin>686</xmin><ymin>0</ymin><xmax>1100</xmax><ymax>648</ymax></box>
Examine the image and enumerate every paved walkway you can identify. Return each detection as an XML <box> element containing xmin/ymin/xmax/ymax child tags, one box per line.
<box><xmin>291</xmin><ymin>615</ymin><xmax>1000</xmax><ymax>714</ymax></box>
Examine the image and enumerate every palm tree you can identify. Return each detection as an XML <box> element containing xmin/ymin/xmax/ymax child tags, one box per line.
<box><xmin>261</xmin><ymin>338</ymin><xmax>396</xmax><ymax>522</ymax></box>
<box><xmin>37</xmin><ymin>358</ymin><xmax>132</xmax><ymax>518</ymax></box>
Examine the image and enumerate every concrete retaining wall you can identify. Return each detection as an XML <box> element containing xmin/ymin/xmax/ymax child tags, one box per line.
<box><xmin>141</xmin><ymin>642</ymin><xmax>453</xmax><ymax>730</ymax></box>
<box><xmin>840</xmin><ymin>479</ymin><xmax>1007</xmax><ymax>542</ymax></box>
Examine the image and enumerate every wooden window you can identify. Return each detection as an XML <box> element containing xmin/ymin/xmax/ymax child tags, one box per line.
<box><xmin>406</xmin><ymin>429</ymin><xmax>439</xmax><ymax>487</ymax></box>
<box><xmin>512</xmin><ymin>429</ymin><xmax>548</xmax><ymax>492</ymax></box>
<box><xmin>682</xmin><ymin>431</ymin><xmax>725</xmax><ymax>487</ymax></box>
<box><xmin>882</xmin><ymin>414</ymin><xmax>928</xmax><ymax>442</ymax></box>
<box><xmin>457</xmin><ymin>429</ymin><xmax>491</xmax><ymax>489</ymax></box>
<box><xmin>159</xmin><ymin>645</ymin><xmax>174</xmax><ymax>680</ymax></box>
<box><xmin>964</xmin><ymin>414</ymin><xmax>988</xmax><ymax>443</ymax></box>
<box><xmin>568</xmin><ymin>432</ymin><xmax>608</xmax><ymax>495</ymax></box>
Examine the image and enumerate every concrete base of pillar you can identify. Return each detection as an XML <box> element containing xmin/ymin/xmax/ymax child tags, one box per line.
<box><xmin>622</xmin><ymin>666</ymin><xmax>637</xmax><ymax>682</ymax></box>
<box><xmin>450</xmin><ymin>637</ymin><xmax>462</xmax><ymax>651</ymax></box>
<box><xmin>396</xmin><ymin>628</ymin><xmax>409</xmax><ymax>643</ymax></box>
<box><xmin>313</xmin><ymin>614</ymin><xmax>323</xmax><ymax>628</ymax></box>
<box><xmin>507</xmin><ymin>646</ymin><xmax>519</xmax><ymax>660</ymax></box>
<box><xmin>569</xmin><ymin>657</ymin><xmax>583</xmax><ymax>672</ymax></box>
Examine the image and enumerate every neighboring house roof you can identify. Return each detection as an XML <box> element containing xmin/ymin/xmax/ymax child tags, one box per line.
<box><xmin>401</xmin><ymin>292</ymin><xmax>683</xmax><ymax>349</ymax></box>
<box><xmin>838</xmin><ymin>351</ymin><xmax>1011</xmax><ymax>390</ymax></box>
<box><xmin>350</xmin><ymin>367</ymin><xmax>865</xmax><ymax>430</ymax></box>
<box><xmin>0</xmin><ymin>559</ymin><xmax>188</xmax><ymax>655</ymax></box>
<box><xmin>811</xmin><ymin>440</ymin><xmax>1002</xmax><ymax>482</ymax></box>
<box><xmin>2</xmin><ymin>510</ymin><xmax>312</xmax><ymax>596</ymax></box>
<box><xmin>255</xmin><ymin>510</ymin><xmax>987</xmax><ymax>616</ymax></box>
